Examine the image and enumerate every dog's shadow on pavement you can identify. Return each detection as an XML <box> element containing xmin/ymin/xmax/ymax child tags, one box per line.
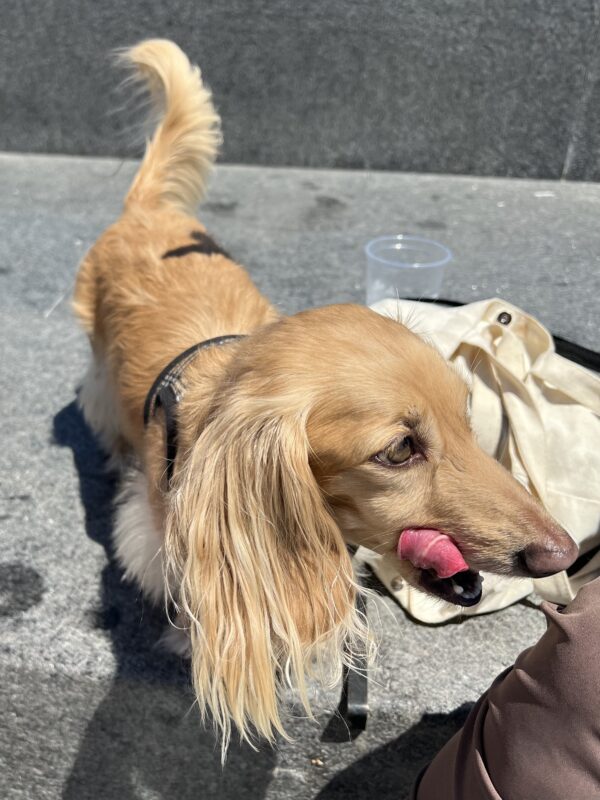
<box><xmin>53</xmin><ymin>401</ymin><xmax>277</xmax><ymax>800</ymax></box>
<box><xmin>317</xmin><ymin>704</ymin><xmax>472</xmax><ymax>799</ymax></box>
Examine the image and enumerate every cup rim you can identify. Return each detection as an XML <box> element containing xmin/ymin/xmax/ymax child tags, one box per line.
<box><xmin>365</xmin><ymin>235</ymin><xmax>453</xmax><ymax>269</ymax></box>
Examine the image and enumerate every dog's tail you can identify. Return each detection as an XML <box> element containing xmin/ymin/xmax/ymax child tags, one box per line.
<box><xmin>120</xmin><ymin>39</ymin><xmax>221</xmax><ymax>214</ymax></box>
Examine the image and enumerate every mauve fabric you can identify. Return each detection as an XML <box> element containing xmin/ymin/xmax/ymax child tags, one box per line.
<box><xmin>411</xmin><ymin>578</ymin><xmax>600</xmax><ymax>799</ymax></box>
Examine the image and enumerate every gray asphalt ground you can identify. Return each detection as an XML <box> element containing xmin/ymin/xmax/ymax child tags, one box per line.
<box><xmin>1</xmin><ymin>153</ymin><xmax>599</xmax><ymax>799</ymax></box>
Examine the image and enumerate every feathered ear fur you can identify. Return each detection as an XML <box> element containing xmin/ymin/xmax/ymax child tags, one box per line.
<box><xmin>164</xmin><ymin>401</ymin><xmax>368</xmax><ymax>751</ymax></box>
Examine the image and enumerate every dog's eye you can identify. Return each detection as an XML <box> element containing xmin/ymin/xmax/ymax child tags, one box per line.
<box><xmin>374</xmin><ymin>436</ymin><xmax>416</xmax><ymax>467</ymax></box>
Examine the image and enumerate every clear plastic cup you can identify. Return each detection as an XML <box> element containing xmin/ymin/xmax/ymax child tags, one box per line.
<box><xmin>365</xmin><ymin>235</ymin><xmax>452</xmax><ymax>305</ymax></box>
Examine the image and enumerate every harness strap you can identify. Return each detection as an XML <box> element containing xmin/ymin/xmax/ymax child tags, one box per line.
<box><xmin>162</xmin><ymin>230</ymin><xmax>231</xmax><ymax>261</ymax></box>
<box><xmin>143</xmin><ymin>335</ymin><xmax>246</xmax><ymax>483</ymax></box>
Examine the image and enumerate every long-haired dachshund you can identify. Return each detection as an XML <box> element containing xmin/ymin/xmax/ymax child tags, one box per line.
<box><xmin>73</xmin><ymin>39</ymin><xmax>577</xmax><ymax>749</ymax></box>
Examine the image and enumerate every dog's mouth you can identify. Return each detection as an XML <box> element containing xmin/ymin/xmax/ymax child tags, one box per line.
<box><xmin>398</xmin><ymin>528</ymin><xmax>483</xmax><ymax>607</ymax></box>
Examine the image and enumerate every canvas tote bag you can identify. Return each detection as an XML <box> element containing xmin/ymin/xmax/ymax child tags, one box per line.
<box><xmin>356</xmin><ymin>298</ymin><xmax>600</xmax><ymax>623</ymax></box>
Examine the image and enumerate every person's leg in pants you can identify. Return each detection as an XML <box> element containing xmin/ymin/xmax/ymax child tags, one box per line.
<box><xmin>412</xmin><ymin>578</ymin><xmax>600</xmax><ymax>800</ymax></box>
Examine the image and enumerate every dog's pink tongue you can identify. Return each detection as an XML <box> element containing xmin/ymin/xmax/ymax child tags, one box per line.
<box><xmin>398</xmin><ymin>529</ymin><xmax>469</xmax><ymax>579</ymax></box>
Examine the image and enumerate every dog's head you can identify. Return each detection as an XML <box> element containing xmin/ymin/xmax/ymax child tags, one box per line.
<box><xmin>166</xmin><ymin>303</ymin><xmax>577</xmax><ymax>748</ymax></box>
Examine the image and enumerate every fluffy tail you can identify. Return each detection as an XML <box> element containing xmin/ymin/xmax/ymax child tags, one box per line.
<box><xmin>120</xmin><ymin>39</ymin><xmax>221</xmax><ymax>214</ymax></box>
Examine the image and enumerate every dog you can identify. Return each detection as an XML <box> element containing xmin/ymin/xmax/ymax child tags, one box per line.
<box><xmin>73</xmin><ymin>39</ymin><xmax>578</xmax><ymax>749</ymax></box>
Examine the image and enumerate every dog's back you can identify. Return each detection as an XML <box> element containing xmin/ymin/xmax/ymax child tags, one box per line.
<box><xmin>73</xmin><ymin>40</ymin><xmax>276</xmax><ymax>451</ymax></box>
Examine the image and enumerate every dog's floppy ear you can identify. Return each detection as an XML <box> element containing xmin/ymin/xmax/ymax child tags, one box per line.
<box><xmin>165</xmin><ymin>403</ymin><xmax>366</xmax><ymax>750</ymax></box>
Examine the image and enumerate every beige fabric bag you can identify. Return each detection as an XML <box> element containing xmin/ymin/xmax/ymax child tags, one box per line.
<box><xmin>357</xmin><ymin>298</ymin><xmax>600</xmax><ymax>623</ymax></box>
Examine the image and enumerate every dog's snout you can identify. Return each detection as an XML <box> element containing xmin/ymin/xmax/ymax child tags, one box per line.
<box><xmin>518</xmin><ymin>534</ymin><xmax>579</xmax><ymax>578</ymax></box>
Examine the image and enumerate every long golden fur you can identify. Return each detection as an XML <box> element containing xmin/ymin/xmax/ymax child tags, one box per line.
<box><xmin>73</xmin><ymin>39</ymin><xmax>577</xmax><ymax>751</ymax></box>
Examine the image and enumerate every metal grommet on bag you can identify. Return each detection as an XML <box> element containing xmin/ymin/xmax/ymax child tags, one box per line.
<box><xmin>497</xmin><ymin>311</ymin><xmax>512</xmax><ymax>325</ymax></box>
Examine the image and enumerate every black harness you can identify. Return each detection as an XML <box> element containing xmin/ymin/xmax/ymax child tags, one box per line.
<box><xmin>162</xmin><ymin>230</ymin><xmax>231</xmax><ymax>261</ymax></box>
<box><xmin>143</xmin><ymin>230</ymin><xmax>242</xmax><ymax>483</ymax></box>
<box><xmin>143</xmin><ymin>335</ymin><xmax>245</xmax><ymax>484</ymax></box>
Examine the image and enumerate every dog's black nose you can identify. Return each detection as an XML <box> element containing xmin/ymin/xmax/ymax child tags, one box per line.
<box><xmin>519</xmin><ymin>536</ymin><xmax>579</xmax><ymax>578</ymax></box>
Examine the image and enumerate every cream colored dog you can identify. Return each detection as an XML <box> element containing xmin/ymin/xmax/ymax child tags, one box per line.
<box><xmin>74</xmin><ymin>39</ymin><xmax>577</xmax><ymax>749</ymax></box>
